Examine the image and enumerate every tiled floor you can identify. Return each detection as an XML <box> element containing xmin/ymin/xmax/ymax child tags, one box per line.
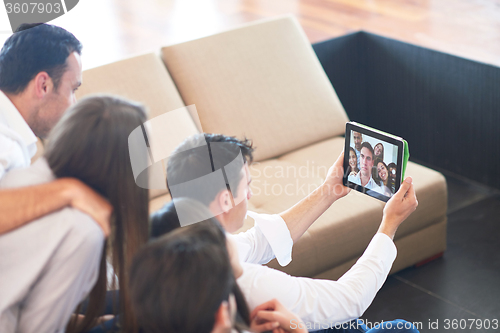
<box><xmin>361</xmin><ymin>172</ymin><xmax>500</xmax><ymax>333</ymax></box>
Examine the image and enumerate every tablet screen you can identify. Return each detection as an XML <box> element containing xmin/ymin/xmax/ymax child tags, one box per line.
<box><xmin>344</xmin><ymin>123</ymin><xmax>403</xmax><ymax>202</ymax></box>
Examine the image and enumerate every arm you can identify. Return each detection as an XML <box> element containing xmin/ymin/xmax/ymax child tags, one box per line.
<box><xmin>0</xmin><ymin>178</ymin><xmax>112</xmax><ymax>236</ymax></box>
<box><xmin>280</xmin><ymin>152</ymin><xmax>350</xmax><ymax>242</ymax></box>
<box><xmin>251</xmin><ymin>299</ymin><xmax>308</xmax><ymax>333</ymax></box>
<box><xmin>238</xmin><ymin>235</ymin><xmax>396</xmax><ymax>327</ymax></box>
<box><xmin>239</xmin><ymin>179</ymin><xmax>418</xmax><ymax>326</ymax></box>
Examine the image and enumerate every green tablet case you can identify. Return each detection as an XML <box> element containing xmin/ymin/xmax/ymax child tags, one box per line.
<box><xmin>351</xmin><ymin>123</ymin><xmax>410</xmax><ymax>181</ymax></box>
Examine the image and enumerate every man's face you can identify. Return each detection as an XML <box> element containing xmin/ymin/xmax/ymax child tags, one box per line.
<box><xmin>224</xmin><ymin>163</ymin><xmax>253</xmax><ymax>233</ymax></box>
<box><xmin>353</xmin><ymin>132</ymin><xmax>362</xmax><ymax>151</ymax></box>
<box><xmin>33</xmin><ymin>52</ymin><xmax>82</xmax><ymax>138</ymax></box>
<box><xmin>359</xmin><ymin>147</ymin><xmax>374</xmax><ymax>177</ymax></box>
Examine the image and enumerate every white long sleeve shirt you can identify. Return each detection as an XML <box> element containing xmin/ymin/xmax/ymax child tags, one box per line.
<box><xmin>0</xmin><ymin>91</ymin><xmax>37</xmax><ymax>179</ymax></box>
<box><xmin>237</xmin><ymin>233</ymin><xmax>397</xmax><ymax>329</ymax></box>
<box><xmin>230</xmin><ymin>210</ymin><xmax>293</xmax><ymax>266</ymax></box>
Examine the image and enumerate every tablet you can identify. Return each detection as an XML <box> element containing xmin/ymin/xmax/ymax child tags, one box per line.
<box><xmin>343</xmin><ymin>122</ymin><xmax>409</xmax><ymax>202</ymax></box>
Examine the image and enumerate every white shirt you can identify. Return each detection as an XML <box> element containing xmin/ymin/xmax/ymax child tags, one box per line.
<box><xmin>237</xmin><ymin>233</ymin><xmax>397</xmax><ymax>329</ymax></box>
<box><xmin>0</xmin><ymin>91</ymin><xmax>38</xmax><ymax>179</ymax></box>
<box><xmin>0</xmin><ymin>159</ymin><xmax>104</xmax><ymax>333</ymax></box>
<box><xmin>348</xmin><ymin>172</ymin><xmax>382</xmax><ymax>193</ymax></box>
<box><xmin>230</xmin><ymin>211</ymin><xmax>293</xmax><ymax>267</ymax></box>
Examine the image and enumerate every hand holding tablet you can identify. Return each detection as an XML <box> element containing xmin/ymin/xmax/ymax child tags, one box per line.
<box><xmin>343</xmin><ymin>122</ymin><xmax>410</xmax><ymax>202</ymax></box>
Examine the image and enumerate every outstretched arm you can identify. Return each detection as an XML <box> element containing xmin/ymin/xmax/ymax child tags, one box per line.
<box><xmin>279</xmin><ymin>151</ymin><xmax>350</xmax><ymax>242</ymax></box>
<box><xmin>0</xmin><ymin>178</ymin><xmax>112</xmax><ymax>236</ymax></box>
<box><xmin>239</xmin><ymin>178</ymin><xmax>418</xmax><ymax>326</ymax></box>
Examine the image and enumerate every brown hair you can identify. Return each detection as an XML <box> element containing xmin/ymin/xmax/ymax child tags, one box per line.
<box><xmin>375</xmin><ymin>158</ymin><xmax>389</xmax><ymax>187</ymax></box>
<box><xmin>44</xmin><ymin>95</ymin><xmax>149</xmax><ymax>333</ymax></box>
<box><xmin>131</xmin><ymin>198</ymin><xmax>250</xmax><ymax>333</ymax></box>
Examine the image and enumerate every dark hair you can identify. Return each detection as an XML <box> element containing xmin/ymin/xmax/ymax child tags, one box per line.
<box><xmin>387</xmin><ymin>162</ymin><xmax>397</xmax><ymax>191</ymax></box>
<box><xmin>374</xmin><ymin>143</ymin><xmax>384</xmax><ymax>160</ymax></box>
<box><xmin>44</xmin><ymin>96</ymin><xmax>149</xmax><ymax>333</ymax></box>
<box><xmin>150</xmin><ymin>198</ymin><xmax>213</xmax><ymax>239</ymax></box>
<box><xmin>360</xmin><ymin>142</ymin><xmax>374</xmax><ymax>160</ymax></box>
<box><xmin>374</xmin><ymin>159</ymin><xmax>389</xmax><ymax>186</ymax></box>
<box><xmin>150</xmin><ymin>201</ymin><xmax>180</xmax><ymax>239</ymax></box>
<box><xmin>166</xmin><ymin>133</ymin><xmax>254</xmax><ymax>205</ymax></box>
<box><xmin>0</xmin><ymin>23</ymin><xmax>82</xmax><ymax>94</ymax></box>
<box><xmin>131</xmin><ymin>202</ymin><xmax>250</xmax><ymax>333</ymax></box>
<box><xmin>346</xmin><ymin>147</ymin><xmax>359</xmax><ymax>176</ymax></box>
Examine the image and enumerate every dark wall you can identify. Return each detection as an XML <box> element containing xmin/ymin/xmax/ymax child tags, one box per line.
<box><xmin>313</xmin><ymin>32</ymin><xmax>368</xmax><ymax>123</ymax></box>
<box><xmin>313</xmin><ymin>32</ymin><xmax>500</xmax><ymax>190</ymax></box>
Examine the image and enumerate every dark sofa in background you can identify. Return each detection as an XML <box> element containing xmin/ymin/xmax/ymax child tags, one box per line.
<box><xmin>313</xmin><ymin>31</ymin><xmax>500</xmax><ymax>190</ymax></box>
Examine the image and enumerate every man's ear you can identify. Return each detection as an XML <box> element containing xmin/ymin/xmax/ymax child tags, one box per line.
<box><xmin>217</xmin><ymin>189</ymin><xmax>234</xmax><ymax>213</ymax></box>
<box><xmin>212</xmin><ymin>301</ymin><xmax>232</xmax><ymax>333</ymax></box>
<box><xmin>33</xmin><ymin>72</ymin><xmax>53</xmax><ymax>98</ymax></box>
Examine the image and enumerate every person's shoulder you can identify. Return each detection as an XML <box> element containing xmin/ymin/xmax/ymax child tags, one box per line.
<box><xmin>348</xmin><ymin>173</ymin><xmax>359</xmax><ymax>183</ymax></box>
<box><xmin>61</xmin><ymin>208</ymin><xmax>103</xmax><ymax>238</ymax></box>
<box><xmin>0</xmin><ymin>127</ymin><xmax>28</xmax><ymax>180</ymax></box>
<box><xmin>0</xmin><ymin>207</ymin><xmax>103</xmax><ymax>250</ymax></box>
<box><xmin>0</xmin><ymin>158</ymin><xmax>54</xmax><ymax>189</ymax></box>
<box><xmin>41</xmin><ymin>207</ymin><xmax>104</xmax><ymax>245</ymax></box>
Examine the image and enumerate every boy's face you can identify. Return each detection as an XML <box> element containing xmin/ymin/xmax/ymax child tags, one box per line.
<box><xmin>360</xmin><ymin>147</ymin><xmax>374</xmax><ymax>177</ymax></box>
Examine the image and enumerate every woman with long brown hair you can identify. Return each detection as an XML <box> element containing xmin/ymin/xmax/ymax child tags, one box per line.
<box><xmin>0</xmin><ymin>96</ymin><xmax>149</xmax><ymax>333</ymax></box>
<box><xmin>50</xmin><ymin>96</ymin><xmax>149</xmax><ymax>333</ymax></box>
<box><xmin>131</xmin><ymin>198</ymin><xmax>307</xmax><ymax>333</ymax></box>
<box><xmin>375</xmin><ymin>159</ymin><xmax>393</xmax><ymax>197</ymax></box>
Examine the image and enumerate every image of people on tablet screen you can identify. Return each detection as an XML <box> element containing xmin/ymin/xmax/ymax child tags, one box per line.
<box><xmin>347</xmin><ymin>132</ymin><xmax>399</xmax><ymax>198</ymax></box>
<box><xmin>374</xmin><ymin>143</ymin><xmax>384</xmax><ymax>161</ymax></box>
<box><xmin>388</xmin><ymin>162</ymin><xmax>397</xmax><ymax>192</ymax></box>
<box><xmin>347</xmin><ymin>147</ymin><xmax>359</xmax><ymax>177</ymax></box>
<box><xmin>352</xmin><ymin>131</ymin><xmax>363</xmax><ymax>169</ymax></box>
<box><xmin>374</xmin><ymin>159</ymin><xmax>393</xmax><ymax>197</ymax></box>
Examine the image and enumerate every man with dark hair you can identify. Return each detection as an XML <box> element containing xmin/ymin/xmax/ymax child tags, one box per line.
<box><xmin>0</xmin><ymin>23</ymin><xmax>111</xmax><ymax>236</ymax></box>
<box><xmin>167</xmin><ymin>133</ymin><xmax>254</xmax><ymax>213</ymax></box>
<box><xmin>348</xmin><ymin>142</ymin><xmax>381</xmax><ymax>190</ymax></box>
<box><xmin>162</xmin><ymin>133</ymin><xmax>419</xmax><ymax>332</ymax></box>
<box><xmin>167</xmin><ymin>133</ymin><xmax>350</xmax><ymax>266</ymax></box>
<box><xmin>352</xmin><ymin>131</ymin><xmax>362</xmax><ymax>169</ymax></box>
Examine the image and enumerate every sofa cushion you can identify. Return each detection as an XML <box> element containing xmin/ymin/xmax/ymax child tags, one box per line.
<box><xmin>161</xmin><ymin>16</ymin><xmax>348</xmax><ymax>162</ymax></box>
<box><xmin>75</xmin><ymin>53</ymin><xmax>199</xmax><ymax>199</ymax></box>
<box><xmin>239</xmin><ymin>136</ymin><xmax>447</xmax><ymax>277</ymax></box>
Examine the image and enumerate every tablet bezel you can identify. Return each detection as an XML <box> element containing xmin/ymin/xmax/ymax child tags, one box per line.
<box><xmin>343</xmin><ymin>122</ymin><xmax>404</xmax><ymax>202</ymax></box>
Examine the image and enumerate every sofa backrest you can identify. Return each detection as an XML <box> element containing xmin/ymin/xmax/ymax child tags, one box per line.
<box><xmin>161</xmin><ymin>15</ymin><xmax>349</xmax><ymax>162</ymax></box>
<box><xmin>75</xmin><ymin>53</ymin><xmax>199</xmax><ymax>199</ymax></box>
<box><xmin>76</xmin><ymin>52</ymin><xmax>187</xmax><ymax>122</ymax></box>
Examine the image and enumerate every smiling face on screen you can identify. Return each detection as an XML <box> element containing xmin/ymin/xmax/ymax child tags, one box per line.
<box><xmin>378</xmin><ymin>162</ymin><xmax>388</xmax><ymax>182</ymax></box>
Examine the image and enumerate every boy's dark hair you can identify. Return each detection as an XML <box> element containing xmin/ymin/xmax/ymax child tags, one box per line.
<box><xmin>360</xmin><ymin>141</ymin><xmax>374</xmax><ymax>159</ymax></box>
<box><xmin>166</xmin><ymin>133</ymin><xmax>254</xmax><ymax>205</ymax></box>
<box><xmin>0</xmin><ymin>23</ymin><xmax>82</xmax><ymax>94</ymax></box>
<box><xmin>150</xmin><ymin>200</ymin><xmax>181</xmax><ymax>239</ymax></box>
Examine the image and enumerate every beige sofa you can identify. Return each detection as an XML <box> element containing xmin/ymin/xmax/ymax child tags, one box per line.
<box><xmin>67</xmin><ymin>15</ymin><xmax>447</xmax><ymax>280</ymax></box>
